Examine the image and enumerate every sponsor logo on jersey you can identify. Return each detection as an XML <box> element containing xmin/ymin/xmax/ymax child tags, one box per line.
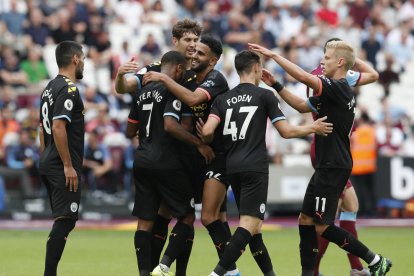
<box><xmin>64</xmin><ymin>99</ymin><xmax>73</xmax><ymax>111</ymax></box>
<box><xmin>201</xmin><ymin>79</ymin><xmax>215</xmax><ymax>88</ymax></box>
<box><xmin>70</xmin><ymin>202</ymin><xmax>78</xmax><ymax>212</ymax></box>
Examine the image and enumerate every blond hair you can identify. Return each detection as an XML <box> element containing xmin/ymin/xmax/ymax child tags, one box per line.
<box><xmin>325</xmin><ymin>41</ymin><xmax>355</xmax><ymax>71</ymax></box>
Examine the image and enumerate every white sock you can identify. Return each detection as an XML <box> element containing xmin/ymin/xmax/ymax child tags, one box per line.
<box><xmin>369</xmin><ymin>255</ymin><xmax>380</xmax><ymax>266</ymax></box>
<box><xmin>160</xmin><ymin>263</ymin><xmax>170</xmax><ymax>272</ymax></box>
<box><xmin>227</xmin><ymin>269</ymin><xmax>240</xmax><ymax>275</ymax></box>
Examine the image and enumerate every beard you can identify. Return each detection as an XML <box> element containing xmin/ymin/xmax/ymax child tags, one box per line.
<box><xmin>192</xmin><ymin>60</ymin><xmax>209</xmax><ymax>73</ymax></box>
<box><xmin>75</xmin><ymin>67</ymin><xmax>84</xmax><ymax>79</ymax></box>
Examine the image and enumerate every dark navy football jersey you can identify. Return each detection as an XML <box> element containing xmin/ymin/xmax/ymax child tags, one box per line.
<box><xmin>191</xmin><ymin>69</ymin><xmax>229</xmax><ymax>152</ymax></box>
<box><xmin>39</xmin><ymin>75</ymin><xmax>85</xmax><ymax>175</ymax></box>
<box><xmin>209</xmin><ymin>83</ymin><xmax>285</xmax><ymax>174</ymax></box>
<box><xmin>307</xmin><ymin>76</ymin><xmax>355</xmax><ymax>169</ymax></box>
<box><xmin>128</xmin><ymin>81</ymin><xmax>183</xmax><ymax>170</ymax></box>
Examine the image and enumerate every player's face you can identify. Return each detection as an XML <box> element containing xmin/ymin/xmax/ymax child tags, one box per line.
<box><xmin>320</xmin><ymin>48</ymin><xmax>336</xmax><ymax>78</ymax></box>
<box><xmin>174</xmin><ymin>32</ymin><xmax>199</xmax><ymax>60</ymax></box>
<box><xmin>173</xmin><ymin>64</ymin><xmax>184</xmax><ymax>82</ymax></box>
<box><xmin>191</xmin><ymin>43</ymin><xmax>212</xmax><ymax>73</ymax></box>
<box><xmin>75</xmin><ymin>53</ymin><xmax>85</xmax><ymax>80</ymax></box>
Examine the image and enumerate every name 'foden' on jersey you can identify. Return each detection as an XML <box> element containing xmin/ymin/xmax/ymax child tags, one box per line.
<box><xmin>136</xmin><ymin>89</ymin><xmax>163</xmax><ymax>106</ymax></box>
<box><xmin>226</xmin><ymin>94</ymin><xmax>252</xmax><ymax>106</ymax></box>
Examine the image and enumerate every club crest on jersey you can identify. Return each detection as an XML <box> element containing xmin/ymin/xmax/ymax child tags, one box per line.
<box><xmin>173</xmin><ymin>99</ymin><xmax>182</xmax><ymax>111</ymax></box>
<box><xmin>260</xmin><ymin>203</ymin><xmax>266</xmax><ymax>214</ymax></box>
<box><xmin>64</xmin><ymin>99</ymin><xmax>73</xmax><ymax>111</ymax></box>
<box><xmin>70</xmin><ymin>202</ymin><xmax>78</xmax><ymax>212</ymax></box>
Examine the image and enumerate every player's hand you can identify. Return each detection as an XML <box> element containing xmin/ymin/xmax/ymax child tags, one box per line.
<box><xmin>195</xmin><ymin>118</ymin><xmax>205</xmax><ymax>139</ymax></box>
<box><xmin>313</xmin><ymin>116</ymin><xmax>333</xmax><ymax>136</ymax></box>
<box><xmin>197</xmin><ymin>144</ymin><xmax>215</xmax><ymax>165</ymax></box>
<box><xmin>117</xmin><ymin>56</ymin><xmax>139</xmax><ymax>76</ymax></box>
<box><xmin>142</xmin><ymin>71</ymin><xmax>164</xmax><ymax>86</ymax></box>
<box><xmin>64</xmin><ymin>165</ymin><xmax>79</xmax><ymax>192</ymax></box>
<box><xmin>261</xmin><ymin>69</ymin><xmax>277</xmax><ymax>87</ymax></box>
<box><xmin>248</xmin><ymin>43</ymin><xmax>275</xmax><ymax>58</ymax></box>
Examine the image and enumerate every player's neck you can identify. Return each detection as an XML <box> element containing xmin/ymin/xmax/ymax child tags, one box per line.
<box><xmin>58</xmin><ymin>69</ymin><xmax>75</xmax><ymax>82</ymax></box>
<box><xmin>332</xmin><ymin>69</ymin><xmax>347</xmax><ymax>80</ymax></box>
<box><xmin>239</xmin><ymin>74</ymin><xmax>256</xmax><ymax>85</ymax></box>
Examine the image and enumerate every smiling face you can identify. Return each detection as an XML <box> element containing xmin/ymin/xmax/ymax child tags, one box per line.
<box><xmin>191</xmin><ymin>43</ymin><xmax>213</xmax><ymax>73</ymax></box>
<box><xmin>173</xmin><ymin>32</ymin><xmax>199</xmax><ymax>60</ymax></box>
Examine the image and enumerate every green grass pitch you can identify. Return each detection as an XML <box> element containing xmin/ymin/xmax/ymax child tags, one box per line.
<box><xmin>0</xmin><ymin>227</ymin><xmax>411</xmax><ymax>275</ymax></box>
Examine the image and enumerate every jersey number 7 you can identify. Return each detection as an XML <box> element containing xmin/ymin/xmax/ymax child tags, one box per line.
<box><xmin>223</xmin><ymin>106</ymin><xmax>258</xmax><ymax>141</ymax></box>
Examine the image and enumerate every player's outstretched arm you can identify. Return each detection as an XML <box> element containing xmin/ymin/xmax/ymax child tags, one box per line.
<box><xmin>164</xmin><ymin>116</ymin><xmax>215</xmax><ymax>164</ymax></box>
<box><xmin>142</xmin><ymin>71</ymin><xmax>208</xmax><ymax>106</ymax></box>
<box><xmin>249</xmin><ymin>43</ymin><xmax>320</xmax><ymax>92</ymax></box>
<box><xmin>354</xmin><ymin>57</ymin><xmax>379</xmax><ymax>85</ymax></box>
<box><xmin>273</xmin><ymin>116</ymin><xmax>332</xmax><ymax>139</ymax></box>
<box><xmin>115</xmin><ymin>57</ymin><xmax>140</xmax><ymax>94</ymax></box>
<box><xmin>262</xmin><ymin>69</ymin><xmax>312</xmax><ymax>113</ymax></box>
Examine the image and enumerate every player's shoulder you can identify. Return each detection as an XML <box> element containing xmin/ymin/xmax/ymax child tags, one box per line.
<box><xmin>137</xmin><ymin>61</ymin><xmax>161</xmax><ymax>74</ymax></box>
<box><xmin>50</xmin><ymin>75</ymin><xmax>78</xmax><ymax>95</ymax></box>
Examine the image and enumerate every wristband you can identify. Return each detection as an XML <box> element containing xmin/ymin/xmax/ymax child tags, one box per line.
<box><xmin>271</xmin><ymin>81</ymin><xmax>284</xmax><ymax>93</ymax></box>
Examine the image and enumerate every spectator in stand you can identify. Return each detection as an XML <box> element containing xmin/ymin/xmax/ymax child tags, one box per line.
<box><xmin>351</xmin><ymin>112</ymin><xmax>378</xmax><ymax>217</ymax></box>
<box><xmin>50</xmin><ymin>9</ymin><xmax>77</xmax><ymax>44</ymax></box>
<box><xmin>85</xmin><ymin>105</ymin><xmax>118</xmax><ymax>140</ymax></box>
<box><xmin>0</xmin><ymin>47</ymin><xmax>28</xmax><ymax>87</ymax></box>
<box><xmin>223</xmin><ymin>10</ymin><xmax>252</xmax><ymax>51</ymax></box>
<box><xmin>378</xmin><ymin>53</ymin><xmax>400</xmax><ymax>97</ymax></box>
<box><xmin>385</xmin><ymin>19</ymin><xmax>414</xmax><ymax>72</ymax></box>
<box><xmin>83</xmin><ymin>130</ymin><xmax>116</xmax><ymax>194</ymax></box>
<box><xmin>20</xmin><ymin>46</ymin><xmax>49</xmax><ymax>85</ymax></box>
<box><xmin>0</xmin><ymin>85</ymin><xmax>17</xmax><ymax>110</ymax></box>
<box><xmin>0</xmin><ymin>0</ymin><xmax>26</xmax><ymax>36</ymax></box>
<box><xmin>315</xmin><ymin>0</ymin><xmax>338</xmax><ymax>27</ymax></box>
<box><xmin>6</xmin><ymin>129</ymin><xmax>40</xmax><ymax>196</ymax></box>
<box><xmin>21</xmin><ymin>106</ymin><xmax>40</xmax><ymax>142</ymax></box>
<box><xmin>140</xmin><ymin>34</ymin><xmax>161</xmax><ymax>58</ymax></box>
<box><xmin>361</xmin><ymin>26</ymin><xmax>382</xmax><ymax>70</ymax></box>
<box><xmin>348</xmin><ymin>0</ymin><xmax>370</xmax><ymax>29</ymax></box>
<box><xmin>82</xmin><ymin>85</ymin><xmax>107</xmax><ymax>111</ymax></box>
<box><xmin>0</xmin><ymin>106</ymin><xmax>20</xmax><ymax>149</ymax></box>
<box><xmin>23</xmin><ymin>7</ymin><xmax>50</xmax><ymax>47</ymax></box>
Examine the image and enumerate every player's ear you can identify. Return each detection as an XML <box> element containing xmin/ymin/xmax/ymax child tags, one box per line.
<box><xmin>172</xmin><ymin>37</ymin><xmax>178</xmax><ymax>46</ymax></box>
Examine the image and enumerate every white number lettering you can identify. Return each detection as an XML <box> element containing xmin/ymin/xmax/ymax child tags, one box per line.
<box><xmin>142</xmin><ymin>103</ymin><xmax>153</xmax><ymax>137</ymax></box>
<box><xmin>41</xmin><ymin>102</ymin><xmax>52</xmax><ymax>135</ymax></box>
<box><xmin>315</xmin><ymin>196</ymin><xmax>326</xmax><ymax>212</ymax></box>
<box><xmin>223</xmin><ymin>106</ymin><xmax>258</xmax><ymax>141</ymax></box>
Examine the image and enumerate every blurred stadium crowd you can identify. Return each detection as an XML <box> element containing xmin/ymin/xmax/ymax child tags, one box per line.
<box><xmin>0</xmin><ymin>0</ymin><xmax>414</xmax><ymax>204</ymax></box>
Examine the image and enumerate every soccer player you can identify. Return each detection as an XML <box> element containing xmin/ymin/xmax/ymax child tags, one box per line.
<box><xmin>143</xmin><ymin>35</ymin><xmax>241</xmax><ymax>276</ymax></box>
<box><xmin>249</xmin><ymin>41</ymin><xmax>392</xmax><ymax>276</ymax></box>
<box><xmin>202</xmin><ymin>50</ymin><xmax>332</xmax><ymax>276</ymax></box>
<box><xmin>39</xmin><ymin>41</ymin><xmax>85</xmax><ymax>276</ymax></box>
<box><xmin>115</xmin><ymin>19</ymin><xmax>202</xmax><ymax>274</ymax></box>
<box><xmin>126</xmin><ymin>51</ymin><xmax>214</xmax><ymax>276</ymax></box>
<box><xmin>309</xmin><ymin>38</ymin><xmax>378</xmax><ymax>276</ymax></box>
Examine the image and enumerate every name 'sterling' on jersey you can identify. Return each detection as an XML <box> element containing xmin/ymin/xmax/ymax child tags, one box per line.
<box><xmin>136</xmin><ymin>89</ymin><xmax>163</xmax><ymax>106</ymax></box>
<box><xmin>226</xmin><ymin>94</ymin><xmax>253</xmax><ymax>106</ymax></box>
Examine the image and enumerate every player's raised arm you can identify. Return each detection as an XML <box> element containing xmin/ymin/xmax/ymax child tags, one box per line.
<box><xmin>142</xmin><ymin>71</ymin><xmax>208</xmax><ymax>106</ymax></box>
<box><xmin>262</xmin><ymin>69</ymin><xmax>313</xmax><ymax>113</ymax></box>
<box><xmin>115</xmin><ymin>56</ymin><xmax>140</xmax><ymax>94</ymax></box>
<box><xmin>353</xmin><ymin>57</ymin><xmax>379</xmax><ymax>85</ymax></box>
<box><xmin>249</xmin><ymin>43</ymin><xmax>320</xmax><ymax>93</ymax></box>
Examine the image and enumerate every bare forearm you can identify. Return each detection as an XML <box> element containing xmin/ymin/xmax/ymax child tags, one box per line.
<box><xmin>160</xmin><ymin>74</ymin><xmax>200</xmax><ymax>106</ymax></box>
<box><xmin>278</xmin><ymin>87</ymin><xmax>311</xmax><ymax>113</ymax></box>
<box><xmin>115</xmin><ymin>74</ymin><xmax>135</xmax><ymax>94</ymax></box>
<box><xmin>271</xmin><ymin>54</ymin><xmax>311</xmax><ymax>85</ymax></box>
<box><xmin>354</xmin><ymin>58</ymin><xmax>379</xmax><ymax>84</ymax></box>
<box><xmin>53</xmin><ymin>127</ymin><xmax>72</xmax><ymax>167</ymax></box>
<box><xmin>282</xmin><ymin>124</ymin><xmax>315</xmax><ymax>139</ymax></box>
<box><xmin>166</xmin><ymin>123</ymin><xmax>203</xmax><ymax>147</ymax></box>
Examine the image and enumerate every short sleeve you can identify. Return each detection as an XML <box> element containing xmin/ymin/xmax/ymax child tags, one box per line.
<box><xmin>346</xmin><ymin>70</ymin><xmax>361</xmax><ymax>87</ymax></box>
<box><xmin>197</xmin><ymin>71</ymin><xmax>229</xmax><ymax>102</ymax></box>
<box><xmin>163</xmin><ymin>95</ymin><xmax>182</xmax><ymax>121</ymax></box>
<box><xmin>128</xmin><ymin>93</ymin><xmax>140</xmax><ymax>124</ymax></box>
<box><xmin>264</xmin><ymin>91</ymin><xmax>285</xmax><ymax>123</ymax></box>
<box><xmin>52</xmin><ymin>85</ymin><xmax>77</xmax><ymax>123</ymax></box>
<box><xmin>208</xmin><ymin>96</ymin><xmax>222</xmax><ymax>122</ymax></box>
